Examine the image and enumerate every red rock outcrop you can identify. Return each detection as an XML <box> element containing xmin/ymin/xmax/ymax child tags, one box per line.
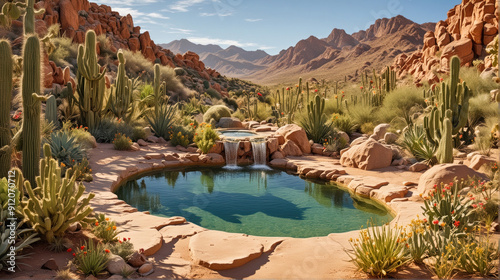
<box><xmin>392</xmin><ymin>0</ymin><xmax>498</xmax><ymax>85</ymax></box>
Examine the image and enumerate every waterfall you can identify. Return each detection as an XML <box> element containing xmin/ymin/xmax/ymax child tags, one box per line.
<box><xmin>251</xmin><ymin>140</ymin><xmax>267</xmax><ymax>166</ymax></box>
<box><xmin>223</xmin><ymin>140</ymin><xmax>240</xmax><ymax>167</ymax></box>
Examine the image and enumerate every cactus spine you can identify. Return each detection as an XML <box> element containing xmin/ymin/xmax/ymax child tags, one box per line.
<box><xmin>76</xmin><ymin>30</ymin><xmax>106</xmax><ymax>131</ymax></box>
<box><xmin>0</xmin><ymin>40</ymin><xmax>12</xmax><ymax>178</ymax></box>
<box><xmin>424</xmin><ymin>56</ymin><xmax>470</xmax><ymax>163</ymax></box>
<box><xmin>109</xmin><ymin>50</ymin><xmax>134</xmax><ymax>121</ymax></box>
<box><xmin>45</xmin><ymin>95</ymin><xmax>57</xmax><ymax>126</ymax></box>
<box><xmin>22</xmin><ymin>144</ymin><xmax>95</xmax><ymax>243</ymax></box>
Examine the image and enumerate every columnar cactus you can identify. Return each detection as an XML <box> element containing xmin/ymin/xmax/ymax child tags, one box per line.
<box><xmin>273</xmin><ymin>78</ymin><xmax>303</xmax><ymax>125</ymax></box>
<box><xmin>153</xmin><ymin>63</ymin><xmax>166</xmax><ymax>116</ymax></box>
<box><xmin>301</xmin><ymin>94</ymin><xmax>332</xmax><ymax>143</ymax></box>
<box><xmin>45</xmin><ymin>95</ymin><xmax>58</xmax><ymax>126</ymax></box>
<box><xmin>384</xmin><ymin>66</ymin><xmax>396</xmax><ymax>92</ymax></box>
<box><xmin>109</xmin><ymin>50</ymin><xmax>134</xmax><ymax>121</ymax></box>
<box><xmin>76</xmin><ymin>30</ymin><xmax>106</xmax><ymax>131</ymax></box>
<box><xmin>424</xmin><ymin>56</ymin><xmax>470</xmax><ymax>163</ymax></box>
<box><xmin>0</xmin><ymin>40</ymin><xmax>12</xmax><ymax>178</ymax></box>
<box><xmin>22</xmin><ymin>35</ymin><xmax>44</xmax><ymax>186</ymax></box>
<box><xmin>22</xmin><ymin>144</ymin><xmax>95</xmax><ymax>243</ymax></box>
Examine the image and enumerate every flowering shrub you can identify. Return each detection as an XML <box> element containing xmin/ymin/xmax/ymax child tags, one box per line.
<box><xmin>113</xmin><ymin>133</ymin><xmax>132</xmax><ymax>151</ymax></box>
<box><xmin>91</xmin><ymin>213</ymin><xmax>119</xmax><ymax>243</ymax></box>
<box><xmin>406</xmin><ymin>217</ymin><xmax>429</xmax><ymax>263</ymax></box>
<box><xmin>194</xmin><ymin>123</ymin><xmax>219</xmax><ymax>154</ymax></box>
<box><xmin>109</xmin><ymin>238</ymin><xmax>134</xmax><ymax>261</ymax></box>
<box><xmin>69</xmin><ymin>240</ymin><xmax>110</xmax><ymax>276</ymax></box>
<box><xmin>169</xmin><ymin>124</ymin><xmax>195</xmax><ymax>148</ymax></box>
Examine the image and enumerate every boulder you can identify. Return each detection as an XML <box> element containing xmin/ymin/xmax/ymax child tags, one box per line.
<box><xmin>279</xmin><ymin>140</ymin><xmax>302</xmax><ymax>157</ymax></box>
<box><xmin>469</xmin><ymin>154</ymin><xmax>497</xmax><ymax>170</ymax></box>
<box><xmin>305</xmin><ymin>169</ymin><xmax>322</xmax><ymax>179</ymax></box>
<box><xmin>107</xmin><ymin>254</ymin><xmax>135</xmax><ymax>275</ymax></box>
<box><xmin>128</xmin><ymin>252</ymin><xmax>147</xmax><ymax>268</ymax></box>
<box><xmin>350</xmin><ymin>137</ymin><xmax>367</xmax><ymax>147</ymax></box>
<box><xmin>275</xmin><ymin>124</ymin><xmax>311</xmax><ymax>154</ymax></box>
<box><xmin>338</xmin><ymin>131</ymin><xmax>350</xmax><ymax>144</ymax></box>
<box><xmin>409</xmin><ymin>162</ymin><xmax>429</xmax><ymax>172</ymax></box>
<box><xmin>200</xmin><ymin>153</ymin><xmax>225</xmax><ymax>165</ymax></box>
<box><xmin>417</xmin><ymin>164</ymin><xmax>489</xmax><ymax>195</ymax></box>
<box><xmin>137</xmin><ymin>139</ymin><xmax>148</xmax><ymax>146</ymax></box>
<box><xmin>59</xmin><ymin>0</ymin><xmax>79</xmax><ymax>31</ymax></box>
<box><xmin>208</xmin><ymin>141</ymin><xmax>224</xmax><ymax>154</ymax></box>
<box><xmin>371</xmin><ymin>185</ymin><xmax>408</xmax><ymax>203</ymax></box>
<box><xmin>271</xmin><ymin>151</ymin><xmax>284</xmax><ymax>159</ymax></box>
<box><xmin>267</xmin><ymin>138</ymin><xmax>279</xmax><ymax>154</ymax></box>
<box><xmin>269</xmin><ymin>158</ymin><xmax>288</xmax><ymax>168</ymax></box>
<box><xmin>384</xmin><ymin>132</ymin><xmax>398</xmax><ymax>144</ymax></box>
<box><xmin>311</xmin><ymin>143</ymin><xmax>324</xmax><ymax>155</ymax></box>
<box><xmin>440</xmin><ymin>38</ymin><xmax>474</xmax><ymax>68</ymax></box>
<box><xmin>340</xmin><ymin>139</ymin><xmax>393</xmax><ymax>170</ymax></box>
<box><xmin>373</xmin><ymin>123</ymin><xmax>390</xmax><ymax>140</ymax></box>
<box><xmin>255</xmin><ymin>126</ymin><xmax>272</xmax><ymax>132</ymax></box>
<box><xmin>41</xmin><ymin>259</ymin><xmax>58</xmax><ymax>271</ymax></box>
<box><xmin>138</xmin><ymin>263</ymin><xmax>154</xmax><ymax>276</ymax></box>
<box><xmin>217</xmin><ymin>117</ymin><xmax>243</xmax><ymax>129</ymax></box>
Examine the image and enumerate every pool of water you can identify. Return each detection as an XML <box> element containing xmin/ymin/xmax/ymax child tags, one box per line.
<box><xmin>116</xmin><ymin>167</ymin><xmax>393</xmax><ymax>238</ymax></box>
<box><xmin>218</xmin><ymin>130</ymin><xmax>258</xmax><ymax>138</ymax></box>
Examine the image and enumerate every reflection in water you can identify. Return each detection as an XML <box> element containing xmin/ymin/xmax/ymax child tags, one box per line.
<box><xmin>115</xmin><ymin>167</ymin><xmax>392</xmax><ymax>237</ymax></box>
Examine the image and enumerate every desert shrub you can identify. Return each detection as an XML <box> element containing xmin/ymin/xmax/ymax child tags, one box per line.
<box><xmin>360</xmin><ymin>122</ymin><xmax>374</xmax><ymax>134</ymax></box>
<box><xmin>90</xmin><ymin>117</ymin><xmax>134</xmax><ymax>143</ymax></box>
<box><xmin>206</xmin><ymin>88</ymin><xmax>221</xmax><ymax>99</ymax></box>
<box><xmin>96</xmin><ymin>34</ymin><xmax>115</xmax><ymax>57</ymax></box>
<box><xmin>406</xmin><ymin>218</ymin><xmax>429</xmax><ymax>263</ymax></box>
<box><xmin>347</xmin><ymin>222</ymin><xmax>411</xmax><ymax>277</ymax></box>
<box><xmin>255</xmin><ymin>102</ymin><xmax>271</xmax><ymax>121</ymax></box>
<box><xmin>70</xmin><ymin>240</ymin><xmax>110</xmax><ymax>276</ymax></box>
<box><xmin>61</xmin><ymin>122</ymin><xmax>95</xmax><ymax>150</ymax></box>
<box><xmin>92</xmin><ymin>213</ymin><xmax>119</xmax><ymax>243</ymax></box>
<box><xmin>131</xmin><ymin>126</ymin><xmax>146</xmax><ymax>142</ymax></box>
<box><xmin>45</xmin><ymin>130</ymin><xmax>87</xmax><ymax>168</ymax></box>
<box><xmin>223</xmin><ymin>97</ymin><xmax>239</xmax><ymax>111</ymax></box>
<box><xmin>377</xmin><ymin>87</ymin><xmax>425</xmax><ymax>124</ymax></box>
<box><xmin>109</xmin><ymin>239</ymin><xmax>134</xmax><ymax>261</ymax></box>
<box><xmin>460</xmin><ymin>67</ymin><xmax>498</xmax><ymax>96</ymax></box>
<box><xmin>323</xmin><ymin>130</ymin><xmax>349</xmax><ymax>152</ymax></box>
<box><xmin>468</xmin><ymin>93</ymin><xmax>498</xmax><ymax>127</ymax></box>
<box><xmin>347</xmin><ymin>103</ymin><xmax>376</xmax><ymax>128</ymax></box>
<box><xmin>331</xmin><ymin>113</ymin><xmax>357</xmax><ymax>135</ymax></box>
<box><xmin>399</xmin><ymin>125</ymin><xmax>436</xmax><ymax>164</ymax></box>
<box><xmin>146</xmin><ymin>104</ymin><xmax>177</xmax><ymax>140</ymax></box>
<box><xmin>169</xmin><ymin>124</ymin><xmax>195</xmax><ymax>147</ymax></box>
<box><xmin>457</xmin><ymin>232</ymin><xmax>499</xmax><ymax>277</ymax></box>
<box><xmin>299</xmin><ymin>96</ymin><xmax>333</xmax><ymax>143</ymax></box>
<box><xmin>113</xmin><ymin>133</ymin><xmax>132</xmax><ymax>151</ymax></box>
<box><xmin>194</xmin><ymin>123</ymin><xmax>219</xmax><ymax>154</ymax></box>
<box><xmin>49</xmin><ymin>36</ymin><xmax>78</xmax><ymax>68</ymax></box>
<box><xmin>475</xmin><ymin>125</ymin><xmax>493</xmax><ymax>155</ymax></box>
<box><xmin>203</xmin><ymin>105</ymin><xmax>231</xmax><ymax>123</ymax></box>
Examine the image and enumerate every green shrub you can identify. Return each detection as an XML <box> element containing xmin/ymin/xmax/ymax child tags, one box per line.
<box><xmin>170</xmin><ymin>125</ymin><xmax>195</xmax><ymax>148</ymax></box>
<box><xmin>299</xmin><ymin>95</ymin><xmax>333</xmax><ymax>143</ymax></box>
<box><xmin>203</xmin><ymin>105</ymin><xmax>231</xmax><ymax>123</ymax></box>
<box><xmin>457</xmin><ymin>233</ymin><xmax>499</xmax><ymax>277</ymax></box>
<box><xmin>70</xmin><ymin>240</ymin><xmax>109</xmax><ymax>276</ymax></box>
<box><xmin>377</xmin><ymin>87</ymin><xmax>425</xmax><ymax>124</ymax></box>
<box><xmin>331</xmin><ymin>113</ymin><xmax>357</xmax><ymax>135</ymax></box>
<box><xmin>62</xmin><ymin>122</ymin><xmax>95</xmax><ymax>150</ymax></box>
<box><xmin>146</xmin><ymin>103</ymin><xmax>177</xmax><ymax>140</ymax></box>
<box><xmin>109</xmin><ymin>239</ymin><xmax>134</xmax><ymax>261</ymax></box>
<box><xmin>347</xmin><ymin>103</ymin><xmax>376</xmax><ymax>128</ymax></box>
<box><xmin>49</xmin><ymin>36</ymin><xmax>78</xmax><ymax>68</ymax></box>
<box><xmin>468</xmin><ymin>93</ymin><xmax>498</xmax><ymax>127</ymax></box>
<box><xmin>194</xmin><ymin>123</ymin><xmax>220</xmax><ymax>154</ymax></box>
<box><xmin>131</xmin><ymin>126</ymin><xmax>146</xmax><ymax>142</ymax></box>
<box><xmin>112</xmin><ymin>133</ymin><xmax>132</xmax><ymax>151</ymax></box>
<box><xmin>460</xmin><ymin>67</ymin><xmax>498</xmax><ymax>96</ymax></box>
<box><xmin>91</xmin><ymin>213</ymin><xmax>119</xmax><ymax>243</ymax></box>
<box><xmin>406</xmin><ymin>218</ymin><xmax>429</xmax><ymax>263</ymax></box>
<box><xmin>89</xmin><ymin>118</ymin><xmax>134</xmax><ymax>143</ymax></box>
<box><xmin>360</xmin><ymin>122</ymin><xmax>375</xmax><ymax>134</ymax></box>
<box><xmin>399</xmin><ymin>125</ymin><xmax>436</xmax><ymax>164</ymax></box>
<box><xmin>45</xmin><ymin>130</ymin><xmax>87</xmax><ymax>169</ymax></box>
<box><xmin>347</xmin><ymin>222</ymin><xmax>411</xmax><ymax>277</ymax></box>
<box><xmin>323</xmin><ymin>130</ymin><xmax>349</xmax><ymax>152</ymax></box>
<box><xmin>206</xmin><ymin>88</ymin><xmax>221</xmax><ymax>99</ymax></box>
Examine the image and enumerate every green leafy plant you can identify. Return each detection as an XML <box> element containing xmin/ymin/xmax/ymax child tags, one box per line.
<box><xmin>406</xmin><ymin>217</ymin><xmax>429</xmax><ymax>263</ymax></box>
<box><xmin>457</xmin><ymin>233</ymin><xmax>499</xmax><ymax>277</ymax></box>
<box><xmin>109</xmin><ymin>238</ymin><xmax>134</xmax><ymax>261</ymax></box>
<box><xmin>347</xmin><ymin>222</ymin><xmax>411</xmax><ymax>277</ymax></box>
<box><xmin>89</xmin><ymin>117</ymin><xmax>134</xmax><ymax>143</ymax></box>
<box><xmin>399</xmin><ymin>125</ymin><xmax>436</xmax><ymax>164</ymax></box>
<box><xmin>146</xmin><ymin>103</ymin><xmax>177</xmax><ymax>141</ymax></box>
<box><xmin>331</xmin><ymin>113</ymin><xmax>357</xmax><ymax>136</ymax></box>
<box><xmin>322</xmin><ymin>130</ymin><xmax>348</xmax><ymax>152</ymax></box>
<box><xmin>91</xmin><ymin>213</ymin><xmax>119</xmax><ymax>243</ymax></box>
<box><xmin>203</xmin><ymin>105</ymin><xmax>231</xmax><ymax>124</ymax></box>
<box><xmin>113</xmin><ymin>133</ymin><xmax>133</xmax><ymax>151</ymax></box>
<box><xmin>299</xmin><ymin>95</ymin><xmax>333</xmax><ymax>143</ymax></box>
<box><xmin>47</xmin><ymin>237</ymin><xmax>72</xmax><ymax>252</ymax></box>
<box><xmin>45</xmin><ymin>130</ymin><xmax>87</xmax><ymax>169</ymax></box>
<box><xmin>194</xmin><ymin>123</ymin><xmax>219</xmax><ymax>154</ymax></box>
<box><xmin>69</xmin><ymin>240</ymin><xmax>110</xmax><ymax>276</ymax></box>
<box><xmin>427</xmin><ymin>242</ymin><xmax>459</xmax><ymax>280</ymax></box>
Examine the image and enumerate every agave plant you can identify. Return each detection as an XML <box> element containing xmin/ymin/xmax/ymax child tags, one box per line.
<box><xmin>44</xmin><ymin>130</ymin><xmax>87</xmax><ymax>168</ymax></box>
<box><xmin>146</xmin><ymin>103</ymin><xmax>177</xmax><ymax>140</ymax></box>
<box><xmin>399</xmin><ymin>125</ymin><xmax>436</xmax><ymax>165</ymax></box>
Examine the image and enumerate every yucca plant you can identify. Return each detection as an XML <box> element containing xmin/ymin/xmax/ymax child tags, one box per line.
<box><xmin>70</xmin><ymin>240</ymin><xmax>110</xmax><ymax>276</ymax></box>
<box><xmin>146</xmin><ymin>102</ymin><xmax>177</xmax><ymax>140</ymax></box>
<box><xmin>399</xmin><ymin>125</ymin><xmax>436</xmax><ymax>164</ymax></box>
<box><xmin>347</xmin><ymin>222</ymin><xmax>411</xmax><ymax>278</ymax></box>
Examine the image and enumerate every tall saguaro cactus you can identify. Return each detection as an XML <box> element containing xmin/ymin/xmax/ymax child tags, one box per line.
<box><xmin>0</xmin><ymin>40</ymin><xmax>13</xmax><ymax>178</ymax></box>
<box><xmin>424</xmin><ymin>56</ymin><xmax>471</xmax><ymax>164</ymax></box>
<box><xmin>109</xmin><ymin>50</ymin><xmax>134</xmax><ymax>121</ymax></box>
<box><xmin>76</xmin><ymin>30</ymin><xmax>106</xmax><ymax>131</ymax></box>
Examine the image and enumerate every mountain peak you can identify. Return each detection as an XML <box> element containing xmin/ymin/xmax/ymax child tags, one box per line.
<box><xmin>324</xmin><ymin>28</ymin><xmax>359</xmax><ymax>49</ymax></box>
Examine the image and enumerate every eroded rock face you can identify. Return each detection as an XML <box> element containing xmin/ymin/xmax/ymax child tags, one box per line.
<box><xmin>340</xmin><ymin>139</ymin><xmax>393</xmax><ymax>170</ymax></box>
<box><xmin>276</xmin><ymin>124</ymin><xmax>311</xmax><ymax>154</ymax></box>
<box><xmin>417</xmin><ymin>164</ymin><xmax>489</xmax><ymax>195</ymax></box>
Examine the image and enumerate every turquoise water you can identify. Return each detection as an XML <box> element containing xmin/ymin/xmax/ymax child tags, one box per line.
<box><xmin>116</xmin><ymin>167</ymin><xmax>392</xmax><ymax>238</ymax></box>
<box><xmin>218</xmin><ymin>130</ymin><xmax>257</xmax><ymax>138</ymax></box>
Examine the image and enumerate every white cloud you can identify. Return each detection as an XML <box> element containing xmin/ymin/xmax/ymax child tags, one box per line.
<box><xmin>93</xmin><ymin>0</ymin><xmax>159</xmax><ymax>6</ymax></box>
<box><xmin>167</xmin><ymin>27</ymin><xmax>194</xmax><ymax>34</ymax></box>
<box><xmin>148</xmin><ymin>12</ymin><xmax>169</xmax><ymax>19</ymax></box>
<box><xmin>199</xmin><ymin>12</ymin><xmax>217</xmax><ymax>16</ymax></box>
<box><xmin>169</xmin><ymin>0</ymin><xmax>206</xmax><ymax>12</ymax></box>
<box><xmin>245</xmin><ymin>18</ymin><xmax>262</xmax><ymax>22</ymax></box>
<box><xmin>187</xmin><ymin>37</ymin><xmax>258</xmax><ymax>48</ymax></box>
<box><xmin>199</xmin><ymin>11</ymin><xmax>232</xmax><ymax>17</ymax></box>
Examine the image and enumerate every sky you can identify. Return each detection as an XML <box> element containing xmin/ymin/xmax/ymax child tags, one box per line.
<box><xmin>93</xmin><ymin>0</ymin><xmax>462</xmax><ymax>55</ymax></box>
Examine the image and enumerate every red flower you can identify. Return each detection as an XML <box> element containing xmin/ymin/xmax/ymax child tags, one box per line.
<box><xmin>80</xmin><ymin>246</ymin><xmax>85</xmax><ymax>250</ymax></box>
<box><xmin>123</xmin><ymin>238</ymin><xmax>127</xmax><ymax>242</ymax></box>
<box><xmin>472</xmin><ymin>204</ymin><xmax>477</xmax><ymax>208</ymax></box>
<box><xmin>423</xmin><ymin>218</ymin><xmax>427</xmax><ymax>223</ymax></box>
<box><xmin>432</xmin><ymin>220</ymin><xmax>439</xmax><ymax>225</ymax></box>
<box><xmin>286</xmin><ymin>87</ymin><xmax>290</xmax><ymax>91</ymax></box>
<box><xmin>105</xmin><ymin>249</ymin><xmax>110</xmax><ymax>253</ymax></box>
<box><xmin>128</xmin><ymin>238</ymin><xmax>131</xmax><ymax>240</ymax></box>
<box><xmin>72</xmin><ymin>253</ymin><xmax>76</xmax><ymax>257</ymax></box>
<box><xmin>440</xmin><ymin>78</ymin><xmax>443</xmax><ymax>82</ymax></box>
<box><xmin>67</xmin><ymin>248</ymin><xmax>72</xmax><ymax>253</ymax></box>
<box><xmin>433</xmin><ymin>203</ymin><xmax>437</xmax><ymax>207</ymax></box>
<box><xmin>370</xmin><ymin>80</ymin><xmax>373</xmax><ymax>84</ymax></box>
<box><xmin>257</xmin><ymin>92</ymin><xmax>262</xmax><ymax>96</ymax></box>
<box><xmin>314</xmin><ymin>89</ymin><xmax>318</xmax><ymax>93</ymax></box>
<box><xmin>360</xmin><ymin>86</ymin><xmax>363</xmax><ymax>90</ymax></box>
<box><xmin>453</xmin><ymin>221</ymin><xmax>460</xmax><ymax>227</ymax></box>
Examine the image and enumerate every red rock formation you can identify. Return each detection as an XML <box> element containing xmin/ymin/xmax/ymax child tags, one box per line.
<box><xmin>392</xmin><ymin>0</ymin><xmax>498</xmax><ymax>85</ymax></box>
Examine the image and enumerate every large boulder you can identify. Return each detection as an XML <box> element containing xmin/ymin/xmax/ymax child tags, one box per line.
<box><xmin>107</xmin><ymin>254</ymin><xmax>134</xmax><ymax>275</ymax></box>
<box><xmin>373</xmin><ymin>123</ymin><xmax>390</xmax><ymax>140</ymax></box>
<box><xmin>279</xmin><ymin>140</ymin><xmax>302</xmax><ymax>156</ymax></box>
<box><xmin>340</xmin><ymin>139</ymin><xmax>392</xmax><ymax>170</ymax></box>
<box><xmin>417</xmin><ymin>164</ymin><xmax>489</xmax><ymax>195</ymax></box>
<box><xmin>217</xmin><ymin>117</ymin><xmax>243</xmax><ymax>129</ymax></box>
<box><xmin>275</xmin><ymin>124</ymin><xmax>311</xmax><ymax>154</ymax></box>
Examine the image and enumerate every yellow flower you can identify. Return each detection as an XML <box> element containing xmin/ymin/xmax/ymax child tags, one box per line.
<box><xmin>112</xmin><ymin>226</ymin><xmax>116</xmax><ymax>230</ymax></box>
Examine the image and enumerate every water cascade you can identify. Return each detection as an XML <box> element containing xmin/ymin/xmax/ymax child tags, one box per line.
<box><xmin>251</xmin><ymin>140</ymin><xmax>267</xmax><ymax>166</ymax></box>
<box><xmin>223</xmin><ymin>140</ymin><xmax>240</xmax><ymax>167</ymax></box>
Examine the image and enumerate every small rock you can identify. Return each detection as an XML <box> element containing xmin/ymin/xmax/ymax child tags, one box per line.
<box><xmin>176</xmin><ymin>145</ymin><xmax>188</xmax><ymax>152</ymax></box>
<box><xmin>137</xmin><ymin>139</ymin><xmax>148</xmax><ymax>146</ymax></box>
<box><xmin>157</xmin><ymin>137</ymin><xmax>168</xmax><ymax>144</ymax></box>
<box><xmin>466</xmin><ymin>151</ymin><xmax>480</xmax><ymax>161</ymax></box>
<box><xmin>128</xmin><ymin>252</ymin><xmax>147</xmax><ymax>268</ymax></box>
<box><xmin>391</xmin><ymin>158</ymin><xmax>403</xmax><ymax>166</ymax></box>
<box><xmin>108</xmin><ymin>275</ymin><xmax>124</xmax><ymax>280</ymax></box>
<box><xmin>90</xmin><ymin>136</ymin><xmax>97</xmax><ymax>148</ymax></box>
<box><xmin>144</xmin><ymin>153</ymin><xmax>164</xmax><ymax>160</ymax></box>
<box><xmin>311</xmin><ymin>143</ymin><xmax>324</xmax><ymax>155</ymax></box>
<box><xmin>130</xmin><ymin>143</ymin><xmax>140</xmax><ymax>151</ymax></box>
<box><xmin>409</xmin><ymin>162</ymin><xmax>428</xmax><ymax>172</ymax></box>
<box><xmin>187</xmin><ymin>147</ymin><xmax>198</xmax><ymax>153</ymax></box>
<box><xmin>338</xmin><ymin>131</ymin><xmax>350</xmax><ymax>144</ymax></box>
<box><xmin>85</xmin><ymin>275</ymin><xmax>98</xmax><ymax>280</ymax></box>
<box><xmin>305</xmin><ymin>170</ymin><xmax>322</xmax><ymax>179</ymax></box>
<box><xmin>138</xmin><ymin>263</ymin><xmax>154</xmax><ymax>276</ymax></box>
<box><xmin>146</xmin><ymin>136</ymin><xmax>159</xmax><ymax>143</ymax></box>
<box><xmin>469</xmin><ymin>154</ymin><xmax>496</xmax><ymax>170</ymax></box>
<box><xmin>269</xmin><ymin>159</ymin><xmax>288</xmax><ymax>168</ymax></box>
<box><xmin>403</xmin><ymin>181</ymin><xmax>417</xmax><ymax>186</ymax></box>
<box><xmin>271</xmin><ymin>151</ymin><xmax>284</xmax><ymax>159</ymax></box>
<box><xmin>41</xmin><ymin>258</ymin><xmax>58</xmax><ymax>271</ymax></box>
<box><xmin>164</xmin><ymin>153</ymin><xmax>178</xmax><ymax>161</ymax></box>
<box><xmin>143</xmin><ymin>127</ymin><xmax>153</xmax><ymax>138</ymax></box>
<box><xmin>255</xmin><ymin>126</ymin><xmax>272</xmax><ymax>132</ymax></box>
<box><xmin>107</xmin><ymin>254</ymin><xmax>135</xmax><ymax>275</ymax></box>
<box><xmin>67</xmin><ymin>222</ymin><xmax>81</xmax><ymax>233</ymax></box>
<box><xmin>384</xmin><ymin>132</ymin><xmax>398</xmax><ymax>144</ymax></box>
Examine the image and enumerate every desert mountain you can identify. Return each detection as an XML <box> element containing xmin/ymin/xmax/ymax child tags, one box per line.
<box><xmin>391</xmin><ymin>0</ymin><xmax>499</xmax><ymax>86</ymax></box>
<box><xmin>163</xmin><ymin>15</ymin><xmax>434</xmax><ymax>84</ymax></box>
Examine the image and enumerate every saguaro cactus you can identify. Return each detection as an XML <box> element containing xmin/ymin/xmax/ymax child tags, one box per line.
<box><xmin>153</xmin><ymin>63</ymin><xmax>166</xmax><ymax>116</ymax></box>
<box><xmin>45</xmin><ymin>95</ymin><xmax>57</xmax><ymax>126</ymax></box>
<box><xmin>0</xmin><ymin>40</ymin><xmax>13</xmax><ymax>178</ymax></box>
<box><xmin>273</xmin><ymin>78</ymin><xmax>303</xmax><ymax>125</ymax></box>
<box><xmin>76</xmin><ymin>30</ymin><xmax>106</xmax><ymax>131</ymax></box>
<box><xmin>109</xmin><ymin>50</ymin><xmax>134</xmax><ymax>121</ymax></box>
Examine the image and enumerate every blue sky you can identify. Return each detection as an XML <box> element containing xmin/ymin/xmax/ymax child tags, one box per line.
<box><xmin>93</xmin><ymin>0</ymin><xmax>461</xmax><ymax>55</ymax></box>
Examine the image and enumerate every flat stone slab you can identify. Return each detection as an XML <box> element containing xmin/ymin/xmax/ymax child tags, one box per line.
<box><xmin>189</xmin><ymin>230</ymin><xmax>283</xmax><ymax>270</ymax></box>
<box><xmin>111</xmin><ymin>212</ymin><xmax>185</xmax><ymax>230</ymax></box>
<box><xmin>118</xmin><ymin>228</ymin><xmax>163</xmax><ymax>256</ymax></box>
<box><xmin>159</xmin><ymin>223</ymin><xmax>207</xmax><ymax>239</ymax></box>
